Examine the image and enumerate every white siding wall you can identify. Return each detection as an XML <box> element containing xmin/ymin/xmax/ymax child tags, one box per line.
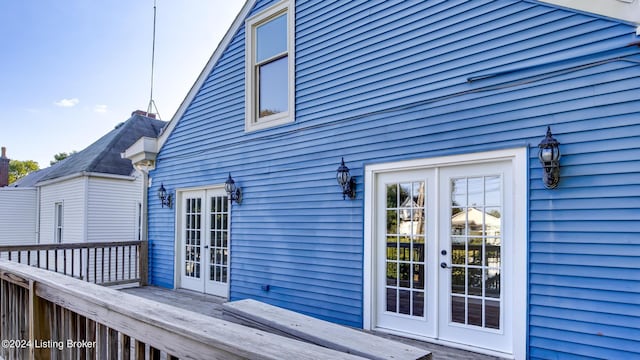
<box><xmin>0</xmin><ymin>188</ymin><xmax>37</xmax><ymax>244</ymax></box>
<box><xmin>39</xmin><ymin>177</ymin><xmax>87</xmax><ymax>243</ymax></box>
<box><xmin>87</xmin><ymin>173</ymin><xmax>142</xmax><ymax>243</ymax></box>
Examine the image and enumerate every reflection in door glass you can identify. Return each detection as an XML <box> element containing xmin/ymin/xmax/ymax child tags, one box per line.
<box><xmin>449</xmin><ymin>176</ymin><xmax>502</xmax><ymax>330</ymax></box>
<box><xmin>385</xmin><ymin>181</ymin><xmax>426</xmax><ymax>318</ymax></box>
<box><xmin>209</xmin><ymin>196</ymin><xmax>229</xmax><ymax>283</ymax></box>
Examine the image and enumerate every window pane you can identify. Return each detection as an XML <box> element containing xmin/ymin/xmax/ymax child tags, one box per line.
<box><xmin>258</xmin><ymin>56</ymin><xmax>288</xmax><ymax>118</ymax></box>
<box><xmin>256</xmin><ymin>13</ymin><xmax>287</xmax><ymax>62</ymax></box>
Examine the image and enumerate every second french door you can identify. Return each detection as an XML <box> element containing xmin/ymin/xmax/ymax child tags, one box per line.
<box><xmin>373</xmin><ymin>155</ymin><xmax>520</xmax><ymax>356</ymax></box>
<box><xmin>179</xmin><ymin>188</ymin><xmax>230</xmax><ymax>297</ymax></box>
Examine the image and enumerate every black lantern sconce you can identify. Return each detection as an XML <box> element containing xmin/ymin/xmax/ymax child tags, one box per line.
<box><xmin>225</xmin><ymin>173</ymin><xmax>242</xmax><ymax>204</ymax></box>
<box><xmin>538</xmin><ymin>126</ymin><xmax>561</xmax><ymax>189</ymax></box>
<box><xmin>336</xmin><ymin>157</ymin><xmax>356</xmax><ymax>200</ymax></box>
<box><xmin>157</xmin><ymin>183</ymin><xmax>173</xmax><ymax>208</ymax></box>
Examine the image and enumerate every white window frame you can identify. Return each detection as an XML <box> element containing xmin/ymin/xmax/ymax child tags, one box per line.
<box><xmin>245</xmin><ymin>0</ymin><xmax>295</xmax><ymax>132</ymax></box>
<box><xmin>54</xmin><ymin>202</ymin><xmax>63</xmax><ymax>243</ymax></box>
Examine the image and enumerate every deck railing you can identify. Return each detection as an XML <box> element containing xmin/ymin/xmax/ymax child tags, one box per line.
<box><xmin>0</xmin><ymin>260</ymin><xmax>362</xmax><ymax>360</ymax></box>
<box><xmin>0</xmin><ymin>241</ymin><xmax>147</xmax><ymax>286</ymax></box>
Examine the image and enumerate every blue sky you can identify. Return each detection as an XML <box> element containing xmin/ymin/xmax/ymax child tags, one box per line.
<box><xmin>0</xmin><ymin>1</ymin><xmax>244</xmax><ymax>167</ymax></box>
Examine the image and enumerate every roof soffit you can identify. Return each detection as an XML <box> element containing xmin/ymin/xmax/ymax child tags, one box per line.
<box><xmin>536</xmin><ymin>0</ymin><xmax>640</xmax><ymax>25</ymax></box>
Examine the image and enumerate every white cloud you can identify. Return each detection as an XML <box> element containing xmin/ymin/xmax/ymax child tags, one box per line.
<box><xmin>94</xmin><ymin>104</ymin><xmax>108</xmax><ymax>113</ymax></box>
<box><xmin>54</xmin><ymin>98</ymin><xmax>79</xmax><ymax>107</ymax></box>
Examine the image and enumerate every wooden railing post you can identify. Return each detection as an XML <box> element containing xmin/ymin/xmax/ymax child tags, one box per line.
<box><xmin>29</xmin><ymin>280</ymin><xmax>51</xmax><ymax>360</ymax></box>
<box><xmin>139</xmin><ymin>241</ymin><xmax>148</xmax><ymax>286</ymax></box>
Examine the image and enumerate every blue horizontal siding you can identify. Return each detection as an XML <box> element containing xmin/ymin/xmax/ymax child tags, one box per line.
<box><xmin>147</xmin><ymin>0</ymin><xmax>640</xmax><ymax>356</ymax></box>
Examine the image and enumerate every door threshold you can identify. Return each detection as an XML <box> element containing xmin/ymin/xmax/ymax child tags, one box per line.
<box><xmin>373</xmin><ymin>327</ymin><xmax>513</xmax><ymax>359</ymax></box>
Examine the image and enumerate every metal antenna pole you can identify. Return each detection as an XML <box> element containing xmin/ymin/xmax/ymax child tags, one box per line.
<box><xmin>147</xmin><ymin>0</ymin><xmax>161</xmax><ymax>119</ymax></box>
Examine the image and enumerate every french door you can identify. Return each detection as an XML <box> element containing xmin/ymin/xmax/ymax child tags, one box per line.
<box><xmin>179</xmin><ymin>188</ymin><xmax>230</xmax><ymax>297</ymax></box>
<box><xmin>373</xmin><ymin>157</ymin><xmax>518</xmax><ymax>355</ymax></box>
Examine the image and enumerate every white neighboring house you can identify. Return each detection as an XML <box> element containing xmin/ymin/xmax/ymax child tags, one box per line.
<box><xmin>0</xmin><ymin>111</ymin><xmax>165</xmax><ymax>245</ymax></box>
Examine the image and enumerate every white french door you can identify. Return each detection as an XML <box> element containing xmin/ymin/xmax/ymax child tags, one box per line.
<box><xmin>179</xmin><ymin>188</ymin><xmax>230</xmax><ymax>297</ymax></box>
<box><xmin>437</xmin><ymin>161</ymin><xmax>513</xmax><ymax>353</ymax></box>
<box><xmin>371</xmin><ymin>152</ymin><xmax>524</xmax><ymax>357</ymax></box>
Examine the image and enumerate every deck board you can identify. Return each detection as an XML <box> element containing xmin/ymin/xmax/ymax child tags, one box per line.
<box><xmin>121</xmin><ymin>286</ymin><xmax>507</xmax><ymax>360</ymax></box>
<box><xmin>223</xmin><ymin>298</ymin><xmax>431</xmax><ymax>360</ymax></box>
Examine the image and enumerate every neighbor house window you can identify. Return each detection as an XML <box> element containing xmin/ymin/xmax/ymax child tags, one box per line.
<box><xmin>245</xmin><ymin>0</ymin><xmax>295</xmax><ymax>131</ymax></box>
<box><xmin>54</xmin><ymin>202</ymin><xmax>63</xmax><ymax>243</ymax></box>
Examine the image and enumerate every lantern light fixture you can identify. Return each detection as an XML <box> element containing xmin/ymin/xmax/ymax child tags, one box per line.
<box><xmin>157</xmin><ymin>183</ymin><xmax>173</xmax><ymax>208</ymax></box>
<box><xmin>538</xmin><ymin>126</ymin><xmax>561</xmax><ymax>189</ymax></box>
<box><xmin>225</xmin><ymin>173</ymin><xmax>242</xmax><ymax>204</ymax></box>
<box><xmin>336</xmin><ymin>157</ymin><xmax>356</xmax><ymax>200</ymax></box>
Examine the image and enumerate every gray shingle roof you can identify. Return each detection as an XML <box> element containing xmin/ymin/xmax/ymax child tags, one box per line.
<box><xmin>9</xmin><ymin>162</ymin><xmax>60</xmax><ymax>187</ymax></box>
<box><xmin>27</xmin><ymin>114</ymin><xmax>165</xmax><ymax>184</ymax></box>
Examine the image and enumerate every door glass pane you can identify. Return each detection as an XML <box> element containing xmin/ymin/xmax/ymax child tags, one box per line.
<box><xmin>209</xmin><ymin>196</ymin><xmax>229</xmax><ymax>284</ymax></box>
<box><xmin>384</xmin><ymin>180</ymin><xmax>426</xmax><ymax>318</ymax></box>
<box><xmin>449</xmin><ymin>175</ymin><xmax>502</xmax><ymax>329</ymax></box>
<box><xmin>184</xmin><ymin>198</ymin><xmax>202</xmax><ymax>279</ymax></box>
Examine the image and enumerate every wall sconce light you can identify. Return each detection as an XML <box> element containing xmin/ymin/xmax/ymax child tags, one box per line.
<box><xmin>157</xmin><ymin>183</ymin><xmax>173</xmax><ymax>208</ymax></box>
<box><xmin>336</xmin><ymin>157</ymin><xmax>356</xmax><ymax>200</ymax></box>
<box><xmin>225</xmin><ymin>173</ymin><xmax>242</xmax><ymax>204</ymax></box>
<box><xmin>538</xmin><ymin>126</ymin><xmax>561</xmax><ymax>189</ymax></box>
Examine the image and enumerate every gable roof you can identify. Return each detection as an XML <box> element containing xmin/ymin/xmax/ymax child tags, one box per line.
<box><xmin>155</xmin><ymin>0</ymin><xmax>640</xmax><ymax>153</ymax></box>
<box><xmin>32</xmin><ymin>113</ymin><xmax>166</xmax><ymax>184</ymax></box>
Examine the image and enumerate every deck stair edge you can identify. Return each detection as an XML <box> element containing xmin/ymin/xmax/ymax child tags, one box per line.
<box><xmin>222</xmin><ymin>299</ymin><xmax>432</xmax><ymax>360</ymax></box>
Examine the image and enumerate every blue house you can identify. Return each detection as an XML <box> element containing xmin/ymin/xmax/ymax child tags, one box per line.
<box><xmin>129</xmin><ymin>1</ymin><xmax>640</xmax><ymax>358</ymax></box>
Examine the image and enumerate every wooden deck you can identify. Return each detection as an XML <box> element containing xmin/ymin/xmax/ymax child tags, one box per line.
<box><xmin>121</xmin><ymin>286</ymin><xmax>507</xmax><ymax>360</ymax></box>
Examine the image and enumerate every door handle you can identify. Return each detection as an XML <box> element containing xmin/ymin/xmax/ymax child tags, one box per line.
<box><xmin>440</xmin><ymin>262</ymin><xmax>450</xmax><ymax>269</ymax></box>
<box><xmin>204</xmin><ymin>245</ymin><xmax>209</xmax><ymax>249</ymax></box>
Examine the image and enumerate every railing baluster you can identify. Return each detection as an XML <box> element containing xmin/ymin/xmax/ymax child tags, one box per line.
<box><xmin>115</xmin><ymin>246</ymin><xmax>119</xmax><ymax>281</ymax></box>
<box><xmin>97</xmin><ymin>324</ymin><xmax>107</xmax><ymax>360</ymax></box>
<box><xmin>108</xmin><ymin>247</ymin><xmax>112</xmax><ymax>283</ymax></box>
<box><xmin>55</xmin><ymin>249</ymin><xmax>59</xmax><ymax>273</ymax></box>
<box><xmin>77</xmin><ymin>314</ymin><xmax>87</xmax><ymax>360</ymax></box>
<box><xmin>94</xmin><ymin>248</ymin><xmax>98</xmax><ymax>284</ymax></box>
<box><xmin>108</xmin><ymin>327</ymin><xmax>118</xmax><ymax>360</ymax></box>
<box><xmin>80</xmin><ymin>249</ymin><xmax>89</xmax><ymax>281</ymax></box>
<box><xmin>87</xmin><ymin>318</ymin><xmax>96</xmax><ymax>360</ymax></box>
<box><xmin>120</xmin><ymin>333</ymin><xmax>131</xmax><ymax>360</ymax></box>
<box><xmin>71</xmin><ymin>249</ymin><xmax>75</xmax><ymax>278</ymax></box>
<box><xmin>101</xmin><ymin>248</ymin><xmax>105</xmax><ymax>284</ymax></box>
<box><xmin>150</xmin><ymin>346</ymin><xmax>161</xmax><ymax>360</ymax></box>
<box><xmin>121</xmin><ymin>245</ymin><xmax>125</xmax><ymax>281</ymax></box>
<box><xmin>135</xmin><ymin>340</ymin><xmax>146</xmax><ymax>359</ymax></box>
<box><xmin>64</xmin><ymin>248</ymin><xmax>68</xmax><ymax>276</ymax></box>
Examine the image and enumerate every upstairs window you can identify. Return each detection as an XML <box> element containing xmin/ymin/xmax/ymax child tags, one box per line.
<box><xmin>245</xmin><ymin>0</ymin><xmax>295</xmax><ymax>131</ymax></box>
